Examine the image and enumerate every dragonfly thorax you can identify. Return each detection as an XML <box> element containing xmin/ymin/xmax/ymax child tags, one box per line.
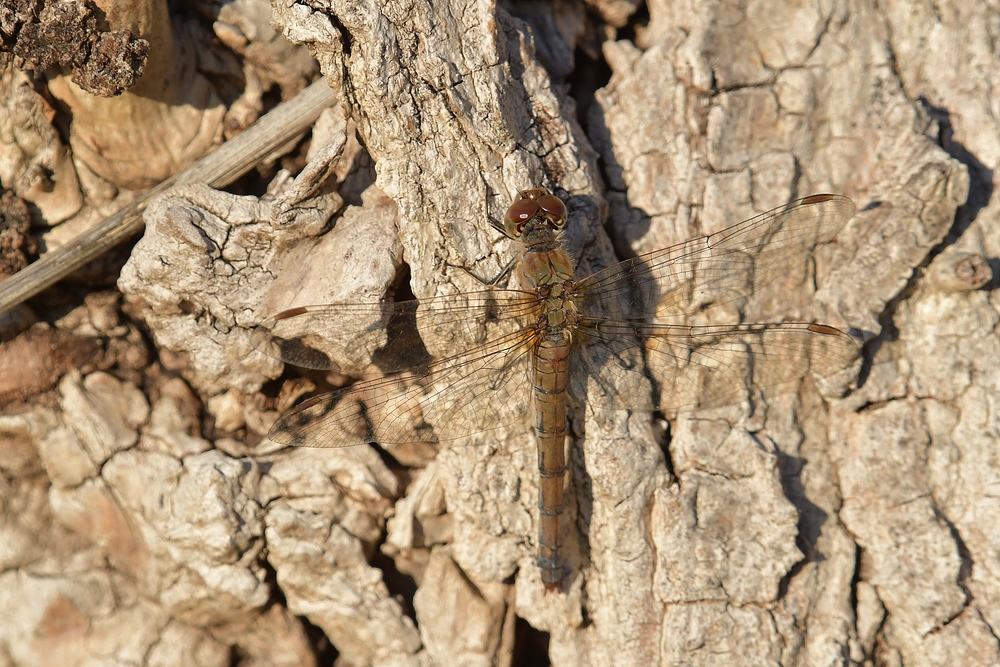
<box><xmin>515</xmin><ymin>236</ymin><xmax>575</xmax><ymax>291</ymax></box>
<box><xmin>531</xmin><ymin>282</ymin><xmax>579</xmax><ymax>333</ymax></box>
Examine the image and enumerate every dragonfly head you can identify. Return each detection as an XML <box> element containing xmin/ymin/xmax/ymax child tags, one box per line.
<box><xmin>503</xmin><ymin>188</ymin><xmax>568</xmax><ymax>240</ymax></box>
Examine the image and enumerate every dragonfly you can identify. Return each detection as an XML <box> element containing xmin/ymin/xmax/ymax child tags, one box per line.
<box><xmin>252</xmin><ymin>188</ymin><xmax>858</xmax><ymax>590</ymax></box>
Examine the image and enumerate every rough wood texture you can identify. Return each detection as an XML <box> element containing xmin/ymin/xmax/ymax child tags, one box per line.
<box><xmin>2</xmin><ymin>0</ymin><xmax>998</xmax><ymax>665</ymax></box>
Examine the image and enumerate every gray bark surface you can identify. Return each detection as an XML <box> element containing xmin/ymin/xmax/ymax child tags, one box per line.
<box><xmin>2</xmin><ymin>0</ymin><xmax>997</xmax><ymax>666</ymax></box>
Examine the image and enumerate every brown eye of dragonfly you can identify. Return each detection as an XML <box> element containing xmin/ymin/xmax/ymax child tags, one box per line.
<box><xmin>537</xmin><ymin>194</ymin><xmax>568</xmax><ymax>228</ymax></box>
<box><xmin>503</xmin><ymin>198</ymin><xmax>541</xmax><ymax>237</ymax></box>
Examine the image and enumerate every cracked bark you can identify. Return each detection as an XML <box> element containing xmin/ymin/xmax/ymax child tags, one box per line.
<box><xmin>2</xmin><ymin>1</ymin><xmax>998</xmax><ymax>666</ymax></box>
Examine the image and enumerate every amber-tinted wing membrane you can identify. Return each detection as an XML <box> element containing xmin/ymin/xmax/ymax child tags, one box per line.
<box><xmin>251</xmin><ymin>288</ymin><xmax>538</xmax><ymax>374</ymax></box>
<box><xmin>575</xmin><ymin>194</ymin><xmax>856</xmax><ymax>322</ymax></box>
<box><xmin>572</xmin><ymin>195</ymin><xmax>858</xmax><ymax>412</ymax></box>
<box><xmin>267</xmin><ymin>328</ymin><xmax>538</xmax><ymax>447</ymax></box>
<box><xmin>575</xmin><ymin>319</ymin><xmax>859</xmax><ymax>413</ymax></box>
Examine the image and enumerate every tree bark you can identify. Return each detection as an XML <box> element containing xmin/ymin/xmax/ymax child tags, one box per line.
<box><xmin>2</xmin><ymin>1</ymin><xmax>997</xmax><ymax>666</ymax></box>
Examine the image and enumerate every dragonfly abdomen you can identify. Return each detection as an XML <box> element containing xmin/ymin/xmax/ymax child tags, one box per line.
<box><xmin>533</xmin><ymin>330</ymin><xmax>571</xmax><ymax>590</ymax></box>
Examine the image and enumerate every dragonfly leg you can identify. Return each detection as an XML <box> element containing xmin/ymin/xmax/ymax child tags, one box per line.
<box><xmin>445</xmin><ymin>256</ymin><xmax>517</xmax><ymax>287</ymax></box>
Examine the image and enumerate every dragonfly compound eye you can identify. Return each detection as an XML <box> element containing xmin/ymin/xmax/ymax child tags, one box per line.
<box><xmin>504</xmin><ymin>198</ymin><xmax>541</xmax><ymax>237</ymax></box>
<box><xmin>537</xmin><ymin>194</ymin><xmax>568</xmax><ymax>228</ymax></box>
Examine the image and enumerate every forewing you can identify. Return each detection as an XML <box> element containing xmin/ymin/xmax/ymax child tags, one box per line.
<box><xmin>251</xmin><ymin>288</ymin><xmax>538</xmax><ymax>374</ymax></box>
<box><xmin>268</xmin><ymin>328</ymin><xmax>536</xmax><ymax>447</ymax></box>
<box><xmin>576</xmin><ymin>194</ymin><xmax>856</xmax><ymax>322</ymax></box>
<box><xmin>575</xmin><ymin>319</ymin><xmax>859</xmax><ymax>413</ymax></box>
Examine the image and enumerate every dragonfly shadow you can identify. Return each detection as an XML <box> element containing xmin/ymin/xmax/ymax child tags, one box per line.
<box><xmin>368</xmin><ymin>272</ymin><xmax>434</xmax><ymax>376</ymax></box>
<box><xmin>775</xmin><ymin>446</ymin><xmax>830</xmax><ymax>600</ymax></box>
<box><xmin>271</xmin><ymin>333</ymin><xmax>333</xmax><ymax>371</ymax></box>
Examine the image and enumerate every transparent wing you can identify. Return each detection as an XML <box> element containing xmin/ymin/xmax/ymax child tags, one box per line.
<box><xmin>251</xmin><ymin>288</ymin><xmax>538</xmax><ymax>374</ymax></box>
<box><xmin>576</xmin><ymin>194</ymin><xmax>856</xmax><ymax>322</ymax></box>
<box><xmin>574</xmin><ymin>319</ymin><xmax>859</xmax><ymax>414</ymax></box>
<box><xmin>258</xmin><ymin>194</ymin><xmax>858</xmax><ymax>446</ymax></box>
<box><xmin>268</xmin><ymin>328</ymin><xmax>537</xmax><ymax>447</ymax></box>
